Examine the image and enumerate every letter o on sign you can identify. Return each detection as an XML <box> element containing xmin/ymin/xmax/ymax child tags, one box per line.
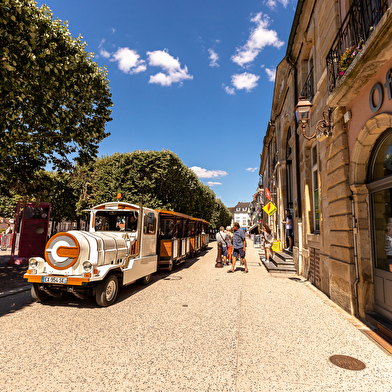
<box><xmin>369</xmin><ymin>83</ymin><xmax>383</xmax><ymax>112</ymax></box>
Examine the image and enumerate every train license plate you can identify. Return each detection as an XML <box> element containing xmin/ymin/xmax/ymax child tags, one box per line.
<box><xmin>42</xmin><ymin>276</ymin><xmax>68</xmax><ymax>284</ymax></box>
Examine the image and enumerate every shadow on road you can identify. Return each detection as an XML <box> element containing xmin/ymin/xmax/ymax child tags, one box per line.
<box><xmin>0</xmin><ymin>247</ymin><xmax>212</xmax><ymax>314</ymax></box>
<box><xmin>0</xmin><ymin>290</ymin><xmax>35</xmax><ymax>318</ymax></box>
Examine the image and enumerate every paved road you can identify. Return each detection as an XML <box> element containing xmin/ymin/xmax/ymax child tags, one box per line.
<box><xmin>1</xmin><ymin>241</ymin><xmax>392</xmax><ymax>391</ymax></box>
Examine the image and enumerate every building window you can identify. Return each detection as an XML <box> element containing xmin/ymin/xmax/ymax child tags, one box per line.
<box><xmin>311</xmin><ymin>145</ymin><xmax>320</xmax><ymax>233</ymax></box>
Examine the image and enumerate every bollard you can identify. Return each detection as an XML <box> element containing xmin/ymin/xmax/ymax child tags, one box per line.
<box><xmin>215</xmin><ymin>242</ymin><xmax>224</xmax><ymax>268</ymax></box>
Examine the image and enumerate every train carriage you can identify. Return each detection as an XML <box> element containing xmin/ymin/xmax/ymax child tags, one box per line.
<box><xmin>157</xmin><ymin>209</ymin><xmax>209</xmax><ymax>271</ymax></box>
<box><xmin>24</xmin><ymin>201</ymin><xmax>209</xmax><ymax>306</ymax></box>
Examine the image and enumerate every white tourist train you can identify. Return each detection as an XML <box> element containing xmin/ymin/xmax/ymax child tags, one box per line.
<box><xmin>24</xmin><ymin>201</ymin><xmax>210</xmax><ymax>306</ymax></box>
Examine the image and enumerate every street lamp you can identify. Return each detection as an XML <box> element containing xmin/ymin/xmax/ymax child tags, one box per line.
<box><xmin>295</xmin><ymin>97</ymin><xmax>333</xmax><ymax>141</ymax></box>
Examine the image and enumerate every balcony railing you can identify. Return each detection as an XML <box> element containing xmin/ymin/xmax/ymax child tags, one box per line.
<box><xmin>326</xmin><ymin>0</ymin><xmax>389</xmax><ymax>93</ymax></box>
<box><xmin>300</xmin><ymin>67</ymin><xmax>314</xmax><ymax>102</ymax></box>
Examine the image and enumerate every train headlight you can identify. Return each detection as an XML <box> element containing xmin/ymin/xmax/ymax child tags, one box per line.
<box><xmin>82</xmin><ymin>261</ymin><xmax>93</xmax><ymax>272</ymax></box>
<box><xmin>29</xmin><ymin>259</ymin><xmax>38</xmax><ymax>269</ymax></box>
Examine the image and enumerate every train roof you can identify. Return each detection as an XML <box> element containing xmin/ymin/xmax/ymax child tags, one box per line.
<box><xmin>156</xmin><ymin>209</ymin><xmax>209</xmax><ymax>224</ymax></box>
<box><xmin>85</xmin><ymin>202</ymin><xmax>209</xmax><ymax>224</ymax></box>
<box><xmin>86</xmin><ymin>202</ymin><xmax>154</xmax><ymax>212</ymax></box>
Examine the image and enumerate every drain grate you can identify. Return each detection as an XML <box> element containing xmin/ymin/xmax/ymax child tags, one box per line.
<box><xmin>329</xmin><ymin>355</ymin><xmax>366</xmax><ymax>370</ymax></box>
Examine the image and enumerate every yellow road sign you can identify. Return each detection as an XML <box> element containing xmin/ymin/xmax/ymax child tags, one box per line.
<box><xmin>263</xmin><ymin>202</ymin><xmax>277</xmax><ymax>216</ymax></box>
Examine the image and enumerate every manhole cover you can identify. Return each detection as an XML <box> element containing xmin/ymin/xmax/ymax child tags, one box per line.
<box><xmin>329</xmin><ymin>355</ymin><xmax>366</xmax><ymax>370</ymax></box>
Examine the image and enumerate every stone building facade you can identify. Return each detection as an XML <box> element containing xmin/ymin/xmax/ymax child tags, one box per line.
<box><xmin>260</xmin><ymin>0</ymin><xmax>392</xmax><ymax>326</ymax></box>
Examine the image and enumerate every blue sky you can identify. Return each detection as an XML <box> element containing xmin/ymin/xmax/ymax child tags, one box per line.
<box><xmin>37</xmin><ymin>0</ymin><xmax>296</xmax><ymax>208</ymax></box>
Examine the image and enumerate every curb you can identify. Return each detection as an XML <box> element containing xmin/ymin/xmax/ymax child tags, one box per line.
<box><xmin>0</xmin><ymin>285</ymin><xmax>31</xmax><ymax>299</ymax></box>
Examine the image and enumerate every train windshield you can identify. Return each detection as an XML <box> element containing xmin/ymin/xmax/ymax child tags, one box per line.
<box><xmin>95</xmin><ymin>211</ymin><xmax>138</xmax><ymax>232</ymax></box>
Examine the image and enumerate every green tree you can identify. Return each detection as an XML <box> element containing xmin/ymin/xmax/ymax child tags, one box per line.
<box><xmin>73</xmin><ymin>150</ymin><xmax>228</xmax><ymax>224</ymax></box>
<box><xmin>0</xmin><ymin>191</ymin><xmax>20</xmax><ymax>219</ymax></box>
<box><xmin>0</xmin><ymin>171</ymin><xmax>79</xmax><ymax>230</ymax></box>
<box><xmin>0</xmin><ymin>0</ymin><xmax>113</xmax><ymax>196</ymax></box>
<box><xmin>210</xmin><ymin>199</ymin><xmax>232</xmax><ymax>230</ymax></box>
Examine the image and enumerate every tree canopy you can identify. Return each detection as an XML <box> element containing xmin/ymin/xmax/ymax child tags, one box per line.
<box><xmin>0</xmin><ymin>0</ymin><xmax>113</xmax><ymax>196</ymax></box>
<box><xmin>73</xmin><ymin>150</ymin><xmax>232</xmax><ymax>228</ymax></box>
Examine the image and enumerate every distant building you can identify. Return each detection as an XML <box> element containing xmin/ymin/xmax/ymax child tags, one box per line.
<box><xmin>232</xmin><ymin>202</ymin><xmax>251</xmax><ymax>229</ymax></box>
<box><xmin>249</xmin><ymin>183</ymin><xmax>265</xmax><ymax>234</ymax></box>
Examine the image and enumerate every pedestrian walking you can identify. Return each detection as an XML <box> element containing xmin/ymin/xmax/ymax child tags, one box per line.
<box><xmin>5</xmin><ymin>223</ymin><xmax>12</xmax><ymax>235</ymax></box>
<box><xmin>282</xmin><ymin>208</ymin><xmax>293</xmax><ymax>251</ymax></box>
<box><xmin>216</xmin><ymin>226</ymin><xmax>229</xmax><ymax>265</ymax></box>
<box><xmin>226</xmin><ymin>226</ymin><xmax>233</xmax><ymax>264</ymax></box>
<box><xmin>228</xmin><ymin>222</ymin><xmax>248</xmax><ymax>273</ymax></box>
<box><xmin>262</xmin><ymin>223</ymin><xmax>274</xmax><ymax>262</ymax></box>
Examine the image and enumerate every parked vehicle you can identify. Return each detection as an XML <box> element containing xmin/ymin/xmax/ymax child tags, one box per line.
<box><xmin>24</xmin><ymin>201</ymin><xmax>209</xmax><ymax>306</ymax></box>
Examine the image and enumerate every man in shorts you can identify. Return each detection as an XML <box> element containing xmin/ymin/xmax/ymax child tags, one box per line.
<box><xmin>216</xmin><ymin>226</ymin><xmax>229</xmax><ymax>264</ymax></box>
<box><xmin>228</xmin><ymin>222</ymin><xmax>248</xmax><ymax>273</ymax></box>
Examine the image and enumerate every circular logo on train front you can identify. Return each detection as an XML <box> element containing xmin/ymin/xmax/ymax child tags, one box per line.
<box><xmin>45</xmin><ymin>233</ymin><xmax>80</xmax><ymax>270</ymax></box>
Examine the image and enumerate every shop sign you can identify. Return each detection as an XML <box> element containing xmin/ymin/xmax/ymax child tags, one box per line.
<box><xmin>263</xmin><ymin>202</ymin><xmax>277</xmax><ymax>216</ymax></box>
<box><xmin>369</xmin><ymin>69</ymin><xmax>392</xmax><ymax>112</ymax></box>
<box><xmin>265</xmin><ymin>188</ymin><xmax>271</xmax><ymax>200</ymax></box>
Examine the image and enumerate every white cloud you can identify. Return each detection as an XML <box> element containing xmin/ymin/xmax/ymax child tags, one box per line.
<box><xmin>149</xmin><ymin>72</ymin><xmax>172</xmax><ymax>87</ymax></box>
<box><xmin>98</xmin><ymin>39</ymin><xmax>111</xmax><ymax>58</ymax></box>
<box><xmin>265</xmin><ymin>67</ymin><xmax>276</xmax><ymax>82</ymax></box>
<box><xmin>147</xmin><ymin>49</ymin><xmax>193</xmax><ymax>86</ymax></box>
<box><xmin>224</xmin><ymin>85</ymin><xmax>236</xmax><ymax>95</ymax></box>
<box><xmin>231</xmin><ymin>12</ymin><xmax>284</xmax><ymax>67</ymax></box>
<box><xmin>208</xmin><ymin>48</ymin><xmax>219</xmax><ymax>67</ymax></box>
<box><xmin>111</xmin><ymin>47</ymin><xmax>147</xmax><ymax>74</ymax></box>
<box><xmin>191</xmin><ymin>166</ymin><xmax>228</xmax><ymax>179</ymax></box>
<box><xmin>265</xmin><ymin>0</ymin><xmax>277</xmax><ymax>9</ymax></box>
<box><xmin>100</xmin><ymin>48</ymin><xmax>111</xmax><ymax>58</ymax></box>
<box><xmin>246</xmin><ymin>167</ymin><xmax>257</xmax><ymax>172</ymax></box>
<box><xmin>264</xmin><ymin>0</ymin><xmax>289</xmax><ymax>10</ymax></box>
<box><xmin>207</xmin><ymin>182</ymin><xmax>222</xmax><ymax>187</ymax></box>
<box><xmin>231</xmin><ymin>72</ymin><xmax>260</xmax><ymax>92</ymax></box>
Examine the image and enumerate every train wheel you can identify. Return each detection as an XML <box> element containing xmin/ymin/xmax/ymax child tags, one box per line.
<box><xmin>31</xmin><ymin>284</ymin><xmax>51</xmax><ymax>302</ymax></box>
<box><xmin>141</xmin><ymin>274</ymin><xmax>152</xmax><ymax>285</ymax></box>
<box><xmin>95</xmin><ymin>275</ymin><xmax>119</xmax><ymax>307</ymax></box>
<box><xmin>167</xmin><ymin>260</ymin><xmax>174</xmax><ymax>272</ymax></box>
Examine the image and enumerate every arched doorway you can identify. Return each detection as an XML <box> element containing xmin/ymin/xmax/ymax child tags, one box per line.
<box><xmin>350</xmin><ymin>113</ymin><xmax>392</xmax><ymax>320</ymax></box>
<box><xmin>368</xmin><ymin>128</ymin><xmax>392</xmax><ymax>320</ymax></box>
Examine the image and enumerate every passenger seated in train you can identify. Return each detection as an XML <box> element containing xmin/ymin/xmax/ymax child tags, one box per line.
<box><xmin>126</xmin><ymin>215</ymin><xmax>138</xmax><ymax>231</ymax></box>
<box><xmin>159</xmin><ymin>219</ymin><xmax>177</xmax><ymax>239</ymax></box>
<box><xmin>95</xmin><ymin>212</ymin><xmax>138</xmax><ymax>232</ymax></box>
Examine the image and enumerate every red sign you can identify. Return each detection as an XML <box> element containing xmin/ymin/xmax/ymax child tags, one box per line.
<box><xmin>13</xmin><ymin>202</ymin><xmax>51</xmax><ymax>264</ymax></box>
<box><xmin>265</xmin><ymin>188</ymin><xmax>271</xmax><ymax>200</ymax></box>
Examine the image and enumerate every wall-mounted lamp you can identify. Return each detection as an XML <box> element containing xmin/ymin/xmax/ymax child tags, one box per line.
<box><xmin>258</xmin><ymin>175</ymin><xmax>263</xmax><ymax>188</ymax></box>
<box><xmin>295</xmin><ymin>97</ymin><xmax>333</xmax><ymax>141</ymax></box>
